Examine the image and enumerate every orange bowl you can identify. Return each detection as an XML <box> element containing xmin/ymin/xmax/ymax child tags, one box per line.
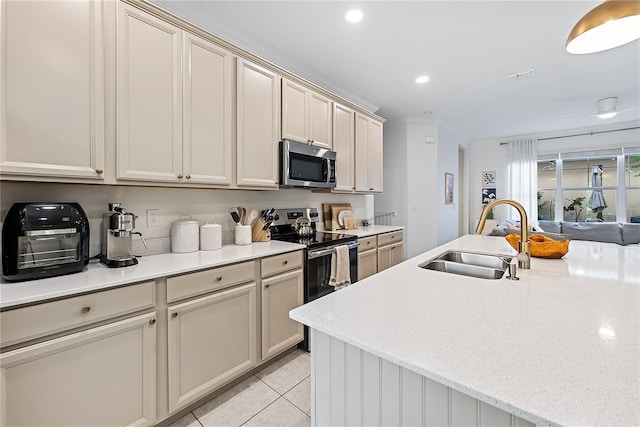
<box><xmin>505</xmin><ymin>234</ymin><xmax>569</xmax><ymax>259</ymax></box>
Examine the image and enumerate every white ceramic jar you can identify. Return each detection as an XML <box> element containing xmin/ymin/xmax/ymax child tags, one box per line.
<box><xmin>200</xmin><ymin>221</ymin><xmax>222</xmax><ymax>250</ymax></box>
<box><xmin>171</xmin><ymin>217</ymin><xmax>199</xmax><ymax>253</ymax></box>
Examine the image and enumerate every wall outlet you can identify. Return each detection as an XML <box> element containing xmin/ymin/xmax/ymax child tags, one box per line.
<box><xmin>146</xmin><ymin>209</ymin><xmax>160</xmax><ymax>227</ymax></box>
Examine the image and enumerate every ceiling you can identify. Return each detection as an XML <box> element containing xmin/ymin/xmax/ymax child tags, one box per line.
<box><xmin>150</xmin><ymin>0</ymin><xmax>640</xmax><ymax>142</ymax></box>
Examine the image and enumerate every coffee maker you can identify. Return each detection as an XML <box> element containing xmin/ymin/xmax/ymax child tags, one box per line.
<box><xmin>100</xmin><ymin>203</ymin><xmax>147</xmax><ymax>267</ymax></box>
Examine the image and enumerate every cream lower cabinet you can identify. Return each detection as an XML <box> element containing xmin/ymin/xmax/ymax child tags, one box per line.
<box><xmin>0</xmin><ymin>312</ymin><xmax>157</xmax><ymax>427</ymax></box>
<box><xmin>377</xmin><ymin>230</ymin><xmax>405</xmax><ymax>272</ymax></box>
<box><xmin>0</xmin><ymin>0</ymin><xmax>105</xmax><ymax>181</ymax></box>
<box><xmin>260</xmin><ymin>251</ymin><xmax>304</xmax><ymax>361</ymax></box>
<box><xmin>357</xmin><ymin>236</ymin><xmax>378</xmax><ymax>281</ymax></box>
<box><xmin>167</xmin><ymin>282</ymin><xmax>257</xmax><ymax>413</ymax></box>
<box><xmin>236</xmin><ymin>59</ymin><xmax>281</xmax><ymax>189</ymax></box>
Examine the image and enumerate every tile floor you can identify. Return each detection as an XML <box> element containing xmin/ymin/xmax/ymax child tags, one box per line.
<box><xmin>169</xmin><ymin>349</ymin><xmax>311</xmax><ymax>427</ymax></box>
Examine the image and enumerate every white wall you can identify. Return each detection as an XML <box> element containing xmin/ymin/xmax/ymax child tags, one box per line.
<box><xmin>0</xmin><ymin>182</ymin><xmax>372</xmax><ymax>258</ymax></box>
<box><xmin>376</xmin><ymin>118</ymin><xmax>467</xmax><ymax>258</ymax></box>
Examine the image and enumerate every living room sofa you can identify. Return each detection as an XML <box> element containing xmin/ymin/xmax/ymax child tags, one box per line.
<box><xmin>537</xmin><ymin>220</ymin><xmax>640</xmax><ymax>245</ymax></box>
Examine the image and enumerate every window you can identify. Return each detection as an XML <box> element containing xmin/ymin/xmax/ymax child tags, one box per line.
<box><xmin>626</xmin><ymin>153</ymin><xmax>640</xmax><ymax>222</ymax></box>
<box><xmin>537</xmin><ymin>149</ymin><xmax>639</xmax><ymax>223</ymax></box>
<box><xmin>561</xmin><ymin>157</ymin><xmax>616</xmax><ymax>222</ymax></box>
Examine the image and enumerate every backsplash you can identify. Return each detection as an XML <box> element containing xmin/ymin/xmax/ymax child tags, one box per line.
<box><xmin>0</xmin><ymin>182</ymin><xmax>373</xmax><ymax>257</ymax></box>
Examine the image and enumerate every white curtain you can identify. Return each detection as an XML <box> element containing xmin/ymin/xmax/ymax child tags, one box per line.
<box><xmin>506</xmin><ymin>138</ymin><xmax>538</xmax><ymax>225</ymax></box>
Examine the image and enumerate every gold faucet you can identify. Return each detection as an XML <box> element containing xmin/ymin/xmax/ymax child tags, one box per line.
<box><xmin>475</xmin><ymin>199</ymin><xmax>531</xmax><ymax>269</ymax></box>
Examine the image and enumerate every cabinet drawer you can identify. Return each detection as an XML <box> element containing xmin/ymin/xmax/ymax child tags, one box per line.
<box><xmin>358</xmin><ymin>236</ymin><xmax>377</xmax><ymax>252</ymax></box>
<box><xmin>0</xmin><ymin>281</ymin><xmax>155</xmax><ymax>348</ymax></box>
<box><xmin>261</xmin><ymin>251</ymin><xmax>303</xmax><ymax>278</ymax></box>
<box><xmin>377</xmin><ymin>230</ymin><xmax>403</xmax><ymax>247</ymax></box>
<box><xmin>167</xmin><ymin>261</ymin><xmax>255</xmax><ymax>303</ymax></box>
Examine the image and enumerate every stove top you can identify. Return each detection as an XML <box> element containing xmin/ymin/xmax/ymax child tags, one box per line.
<box><xmin>271</xmin><ymin>230</ymin><xmax>357</xmax><ymax>250</ymax></box>
<box><xmin>267</xmin><ymin>208</ymin><xmax>357</xmax><ymax>250</ymax></box>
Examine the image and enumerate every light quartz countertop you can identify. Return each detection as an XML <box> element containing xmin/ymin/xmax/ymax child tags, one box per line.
<box><xmin>290</xmin><ymin>234</ymin><xmax>640</xmax><ymax>426</ymax></box>
<box><xmin>325</xmin><ymin>224</ymin><xmax>404</xmax><ymax>237</ymax></box>
<box><xmin>0</xmin><ymin>241</ymin><xmax>304</xmax><ymax>310</ymax></box>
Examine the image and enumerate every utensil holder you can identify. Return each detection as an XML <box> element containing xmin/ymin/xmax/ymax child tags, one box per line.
<box><xmin>252</xmin><ymin>219</ymin><xmax>271</xmax><ymax>242</ymax></box>
<box><xmin>235</xmin><ymin>225</ymin><xmax>252</xmax><ymax>245</ymax></box>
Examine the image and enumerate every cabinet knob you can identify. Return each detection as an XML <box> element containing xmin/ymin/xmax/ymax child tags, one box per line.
<box><xmin>149</xmin><ymin>318</ymin><xmax>156</xmax><ymax>325</ymax></box>
<box><xmin>283</xmin><ymin>260</ymin><xmax>288</xmax><ymax>265</ymax></box>
<box><xmin>265</xmin><ymin>283</ymin><xmax>270</xmax><ymax>288</ymax></box>
<box><xmin>80</xmin><ymin>306</ymin><xmax>91</xmax><ymax>314</ymax></box>
<box><xmin>366</xmin><ymin>241</ymin><xmax>371</xmax><ymax>245</ymax></box>
<box><xmin>177</xmin><ymin>174</ymin><xmax>183</xmax><ymax>179</ymax></box>
<box><xmin>171</xmin><ymin>312</ymin><xmax>178</xmax><ymax>319</ymax></box>
<box><xmin>186</xmin><ymin>174</ymin><xmax>191</xmax><ymax>179</ymax></box>
<box><xmin>216</xmin><ymin>276</ymin><xmax>223</xmax><ymax>282</ymax></box>
<box><xmin>95</xmin><ymin>169</ymin><xmax>103</xmax><ymax>175</ymax></box>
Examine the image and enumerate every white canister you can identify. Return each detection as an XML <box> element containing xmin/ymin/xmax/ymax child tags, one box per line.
<box><xmin>200</xmin><ymin>221</ymin><xmax>222</xmax><ymax>250</ymax></box>
<box><xmin>171</xmin><ymin>217</ymin><xmax>199</xmax><ymax>253</ymax></box>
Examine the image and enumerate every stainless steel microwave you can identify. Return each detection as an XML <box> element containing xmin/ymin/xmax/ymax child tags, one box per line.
<box><xmin>280</xmin><ymin>139</ymin><xmax>337</xmax><ymax>189</ymax></box>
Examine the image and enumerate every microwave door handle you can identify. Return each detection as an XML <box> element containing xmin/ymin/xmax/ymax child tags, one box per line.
<box><xmin>325</xmin><ymin>158</ymin><xmax>331</xmax><ymax>185</ymax></box>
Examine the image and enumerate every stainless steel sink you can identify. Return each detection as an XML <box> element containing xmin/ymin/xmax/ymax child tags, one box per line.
<box><xmin>419</xmin><ymin>250</ymin><xmax>512</xmax><ymax>280</ymax></box>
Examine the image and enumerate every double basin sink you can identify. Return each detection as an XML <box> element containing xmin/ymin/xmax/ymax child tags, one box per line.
<box><xmin>419</xmin><ymin>250</ymin><xmax>513</xmax><ymax>280</ymax></box>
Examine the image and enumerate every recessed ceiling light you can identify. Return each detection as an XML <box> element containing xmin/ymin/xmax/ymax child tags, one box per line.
<box><xmin>345</xmin><ymin>9</ymin><xmax>363</xmax><ymax>23</ymax></box>
<box><xmin>415</xmin><ymin>75</ymin><xmax>430</xmax><ymax>84</ymax></box>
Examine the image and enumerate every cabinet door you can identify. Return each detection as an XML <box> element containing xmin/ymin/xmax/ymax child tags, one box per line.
<box><xmin>117</xmin><ymin>3</ymin><xmax>182</xmax><ymax>183</ymax></box>
<box><xmin>281</xmin><ymin>79</ymin><xmax>307</xmax><ymax>144</ymax></box>
<box><xmin>354</xmin><ymin>113</ymin><xmax>370</xmax><ymax>192</ymax></box>
<box><xmin>167</xmin><ymin>282</ymin><xmax>257</xmax><ymax>413</ymax></box>
<box><xmin>261</xmin><ymin>269</ymin><xmax>304</xmax><ymax>361</ymax></box>
<box><xmin>0</xmin><ymin>312</ymin><xmax>156</xmax><ymax>427</ymax></box>
<box><xmin>377</xmin><ymin>243</ymin><xmax>404</xmax><ymax>272</ymax></box>
<box><xmin>183</xmin><ymin>33</ymin><xmax>233</xmax><ymax>186</ymax></box>
<box><xmin>368</xmin><ymin>119</ymin><xmax>384</xmax><ymax>192</ymax></box>
<box><xmin>0</xmin><ymin>0</ymin><xmax>104</xmax><ymax>180</ymax></box>
<box><xmin>236</xmin><ymin>59</ymin><xmax>280</xmax><ymax>188</ymax></box>
<box><xmin>333</xmin><ymin>103</ymin><xmax>355</xmax><ymax>191</ymax></box>
<box><xmin>358</xmin><ymin>249</ymin><xmax>377</xmax><ymax>281</ymax></box>
<box><xmin>308</xmin><ymin>91</ymin><xmax>332</xmax><ymax>149</ymax></box>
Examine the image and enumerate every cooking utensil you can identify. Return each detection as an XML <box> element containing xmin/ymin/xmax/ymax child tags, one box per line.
<box><xmin>230</xmin><ymin>209</ymin><xmax>240</xmax><ymax>224</ymax></box>
<box><xmin>246</xmin><ymin>209</ymin><xmax>258</xmax><ymax>226</ymax></box>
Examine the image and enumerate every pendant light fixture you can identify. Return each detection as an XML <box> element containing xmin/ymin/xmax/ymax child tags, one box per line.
<box><xmin>566</xmin><ymin>0</ymin><xmax>640</xmax><ymax>54</ymax></box>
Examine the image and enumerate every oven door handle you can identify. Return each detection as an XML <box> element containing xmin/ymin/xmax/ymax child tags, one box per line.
<box><xmin>307</xmin><ymin>242</ymin><xmax>359</xmax><ymax>260</ymax></box>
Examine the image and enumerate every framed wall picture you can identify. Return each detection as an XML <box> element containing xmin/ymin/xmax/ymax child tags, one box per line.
<box><xmin>482</xmin><ymin>170</ymin><xmax>496</xmax><ymax>188</ymax></box>
<box><xmin>482</xmin><ymin>188</ymin><xmax>497</xmax><ymax>204</ymax></box>
<box><xmin>445</xmin><ymin>172</ymin><xmax>454</xmax><ymax>205</ymax></box>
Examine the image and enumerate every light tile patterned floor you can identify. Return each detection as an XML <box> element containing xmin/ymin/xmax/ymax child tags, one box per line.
<box><xmin>169</xmin><ymin>350</ymin><xmax>311</xmax><ymax>427</ymax></box>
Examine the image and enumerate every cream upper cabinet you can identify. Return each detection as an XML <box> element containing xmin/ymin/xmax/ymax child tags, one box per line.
<box><xmin>1</xmin><ymin>312</ymin><xmax>157</xmax><ymax>427</ymax></box>
<box><xmin>0</xmin><ymin>0</ymin><xmax>105</xmax><ymax>181</ymax></box>
<box><xmin>236</xmin><ymin>59</ymin><xmax>281</xmax><ymax>189</ymax></box>
<box><xmin>355</xmin><ymin>113</ymin><xmax>383</xmax><ymax>193</ymax></box>
<box><xmin>282</xmin><ymin>79</ymin><xmax>332</xmax><ymax>149</ymax></box>
<box><xmin>117</xmin><ymin>2</ymin><xmax>183</xmax><ymax>183</ymax></box>
<box><xmin>182</xmin><ymin>33</ymin><xmax>233</xmax><ymax>186</ymax></box>
<box><xmin>332</xmin><ymin>103</ymin><xmax>356</xmax><ymax>192</ymax></box>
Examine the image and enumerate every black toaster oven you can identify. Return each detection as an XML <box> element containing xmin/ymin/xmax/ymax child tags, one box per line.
<box><xmin>2</xmin><ymin>203</ymin><xmax>90</xmax><ymax>281</ymax></box>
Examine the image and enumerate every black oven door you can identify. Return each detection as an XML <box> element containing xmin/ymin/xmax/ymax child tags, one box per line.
<box><xmin>305</xmin><ymin>242</ymin><xmax>358</xmax><ymax>303</ymax></box>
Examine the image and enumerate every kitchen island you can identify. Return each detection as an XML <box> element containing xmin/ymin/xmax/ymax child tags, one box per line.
<box><xmin>290</xmin><ymin>234</ymin><xmax>639</xmax><ymax>426</ymax></box>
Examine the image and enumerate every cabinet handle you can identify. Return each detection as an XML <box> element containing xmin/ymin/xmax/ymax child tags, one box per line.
<box><xmin>186</xmin><ymin>174</ymin><xmax>191</xmax><ymax>179</ymax></box>
<box><xmin>149</xmin><ymin>318</ymin><xmax>156</xmax><ymax>325</ymax></box>
<box><xmin>370</xmin><ymin>187</ymin><xmax>374</xmax><ymax>191</ymax></box>
<box><xmin>216</xmin><ymin>276</ymin><xmax>223</xmax><ymax>282</ymax></box>
<box><xmin>95</xmin><ymin>169</ymin><xmax>103</xmax><ymax>175</ymax></box>
<box><xmin>177</xmin><ymin>174</ymin><xmax>183</xmax><ymax>179</ymax></box>
<box><xmin>172</xmin><ymin>312</ymin><xmax>178</xmax><ymax>319</ymax></box>
<box><xmin>283</xmin><ymin>260</ymin><xmax>288</xmax><ymax>265</ymax></box>
<box><xmin>265</xmin><ymin>283</ymin><xmax>270</xmax><ymax>288</ymax></box>
<box><xmin>80</xmin><ymin>306</ymin><xmax>91</xmax><ymax>314</ymax></box>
